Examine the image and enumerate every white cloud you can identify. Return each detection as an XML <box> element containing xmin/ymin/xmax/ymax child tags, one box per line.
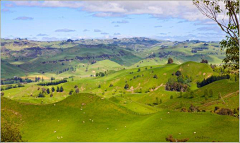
<box><xmin>12</xmin><ymin>1</ymin><xmax>209</xmax><ymax>21</ymax></box>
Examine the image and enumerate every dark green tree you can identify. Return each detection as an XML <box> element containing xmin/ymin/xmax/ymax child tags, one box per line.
<box><xmin>51</xmin><ymin>87</ymin><xmax>55</xmax><ymax>92</ymax></box>
<box><xmin>57</xmin><ymin>86</ymin><xmax>60</xmax><ymax>92</ymax></box>
<box><xmin>46</xmin><ymin>88</ymin><xmax>50</xmax><ymax>94</ymax></box>
<box><xmin>60</xmin><ymin>86</ymin><xmax>64</xmax><ymax>92</ymax></box>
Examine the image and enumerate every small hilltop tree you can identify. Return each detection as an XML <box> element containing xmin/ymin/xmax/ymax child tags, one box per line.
<box><xmin>168</xmin><ymin>58</ymin><xmax>173</xmax><ymax>64</ymax></box>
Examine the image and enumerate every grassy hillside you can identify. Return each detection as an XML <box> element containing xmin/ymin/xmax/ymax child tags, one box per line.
<box><xmin>1</xmin><ymin>93</ymin><xmax>239</xmax><ymax>142</ymax></box>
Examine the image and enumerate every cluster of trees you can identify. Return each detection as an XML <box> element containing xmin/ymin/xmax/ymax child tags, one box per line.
<box><xmin>197</xmin><ymin>75</ymin><xmax>230</xmax><ymax>87</ymax></box>
<box><xmin>165</xmin><ymin>82</ymin><xmax>188</xmax><ymax>92</ymax></box>
<box><xmin>96</xmin><ymin>72</ymin><xmax>106</xmax><ymax>77</ymax></box>
<box><xmin>38</xmin><ymin>86</ymin><xmax>64</xmax><ymax>98</ymax></box>
<box><xmin>56</xmin><ymin>67</ymin><xmax>76</xmax><ymax>75</ymax></box>
<box><xmin>200</xmin><ymin>59</ymin><xmax>208</xmax><ymax>63</ymax></box>
<box><xmin>37</xmin><ymin>79</ymin><xmax>67</xmax><ymax>86</ymax></box>
<box><xmin>1</xmin><ymin>83</ymin><xmax>25</xmax><ymax>91</ymax></box>
<box><xmin>1</xmin><ymin>77</ymin><xmax>33</xmax><ymax>85</ymax></box>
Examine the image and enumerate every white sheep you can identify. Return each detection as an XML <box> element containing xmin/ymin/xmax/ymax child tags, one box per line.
<box><xmin>194</xmin><ymin>132</ymin><xmax>196</xmax><ymax>134</ymax></box>
<box><xmin>54</xmin><ymin>131</ymin><xmax>56</xmax><ymax>133</ymax></box>
<box><xmin>83</xmin><ymin>121</ymin><xmax>85</xmax><ymax>123</ymax></box>
<box><xmin>107</xmin><ymin>128</ymin><xmax>109</xmax><ymax>130</ymax></box>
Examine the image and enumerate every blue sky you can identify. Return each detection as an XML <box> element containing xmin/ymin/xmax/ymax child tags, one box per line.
<box><xmin>1</xmin><ymin>1</ymin><xmax>226</xmax><ymax>41</ymax></box>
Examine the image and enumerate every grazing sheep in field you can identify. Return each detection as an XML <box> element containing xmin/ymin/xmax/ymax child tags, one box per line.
<box><xmin>194</xmin><ymin>132</ymin><xmax>196</xmax><ymax>134</ymax></box>
<box><xmin>83</xmin><ymin>121</ymin><xmax>85</xmax><ymax>123</ymax></box>
<box><xmin>107</xmin><ymin>128</ymin><xmax>109</xmax><ymax>130</ymax></box>
<box><xmin>167</xmin><ymin>112</ymin><xmax>170</xmax><ymax>114</ymax></box>
<box><xmin>58</xmin><ymin>120</ymin><xmax>60</xmax><ymax>122</ymax></box>
<box><xmin>54</xmin><ymin>131</ymin><xmax>56</xmax><ymax>133</ymax></box>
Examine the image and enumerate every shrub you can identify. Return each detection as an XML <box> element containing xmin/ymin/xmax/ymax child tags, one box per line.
<box><xmin>109</xmin><ymin>84</ymin><xmax>113</xmax><ymax>87</ymax></box>
<box><xmin>216</xmin><ymin>108</ymin><xmax>233</xmax><ymax>116</ymax></box>
<box><xmin>170</xmin><ymin>95</ymin><xmax>173</xmax><ymax>99</ymax></box>
<box><xmin>38</xmin><ymin>92</ymin><xmax>45</xmax><ymax>98</ymax></box>
<box><xmin>124</xmin><ymin>84</ymin><xmax>130</xmax><ymax>89</ymax></box>
<box><xmin>75</xmin><ymin>88</ymin><xmax>79</xmax><ymax>93</ymax></box>
<box><xmin>50</xmin><ymin>93</ymin><xmax>53</xmax><ymax>97</ymax></box>
<box><xmin>153</xmin><ymin>74</ymin><xmax>158</xmax><ymax>79</ymax></box>
<box><xmin>188</xmin><ymin>104</ymin><xmax>199</xmax><ymax>112</ymax></box>
<box><xmin>166</xmin><ymin>135</ymin><xmax>189</xmax><ymax>142</ymax></box>
<box><xmin>181</xmin><ymin>107</ymin><xmax>187</xmax><ymax>112</ymax></box>
<box><xmin>98</xmin><ymin>85</ymin><xmax>101</xmax><ymax>88</ymax></box>
<box><xmin>214</xmin><ymin>106</ymin><xmax>220</xmax><ymax>112</ymax></box>
<box><xmin>69</xmin><ymin>89</ymin><xmax>74</xmax><ymax>95</ymax></box>
<box><xmin>175</xmin><ymin>71</ymin><xmax>181</xmax><ymax>76</ymax></box>
<box><xmin>1</xmin><ymin>92</ymin><xmax>4</xmax><ymax>96</ymax></box>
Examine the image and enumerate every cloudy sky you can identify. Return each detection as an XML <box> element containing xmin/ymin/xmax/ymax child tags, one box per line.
<box><xmin>1</xmin><ymin>1</ymin><xmax>226</xmax><ymax>41</ymax></box>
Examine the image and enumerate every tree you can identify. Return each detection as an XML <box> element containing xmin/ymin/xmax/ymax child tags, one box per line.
<box><xmin>175</xmin><ymin>71</ymin><xmax>182</xmax><ymax>76</ymax></box>
<box><xmin>46</xmin><ymin>88</ymin><xmax>50</xmax><ymax>94</ymax></box>
<box><xmin>200</xmin><ymin>59</ymin><xmax>208</xmax><ymax>64</ymax></box>
<box><xmin>124</xmin><ymin>84</ymin><xmax>129</xmax><ymax>89</ymax></box>
<box><xmin>153</xmin><ymin>74</ymin><xmax>158</xmax><ymax>79</ymax></box>
<box><xmin>51</xmin><ymin>87</ymin><xmax>55</xmax><ymax>92</ymax></box>
<box><xmin>167</xmin><ymin>58</ymin><xmax>173</xmax><ymax>64</ymax></box>
<box><xmin>69</xmin><ymin>89</ymin><xmax>74</xmax><ymax>95</ymax></box>
<box><xmin>57</xmin><ymin>86</ymin><xmax>60</xmax><ymax>92</ymax></box>
<box><xmin>75</xmin><ymin>88</ymin><xmax>79</xmax><ymax>93</ymax></box>
<box><xmin>1</xmin><ymin>122</ymin><xmax>24</xmax><ymax>142</ymax></box>
<box><xmin>60</xmin><ymin>86</ymin><xmax>64</xmax><ymax>92</ymax></box>
<box><xmin>193</xmin><ymin>0</ymin><xmax>239</xmax><ymax>69</ymax></box>
<box><xmin>38</xmin><ymin>92</ymin><xmax>45</xmax><ymax>97</ymax></box>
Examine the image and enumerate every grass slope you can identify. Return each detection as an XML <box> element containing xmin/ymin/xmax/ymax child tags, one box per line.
<box><xmin>1</xmin><ymin>93</ymin><xmax>239</xmax><ymax>142</ymax></box>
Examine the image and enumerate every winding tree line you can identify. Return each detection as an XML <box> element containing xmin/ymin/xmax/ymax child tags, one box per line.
<box><xmin>37</xmin><ymin>79</ymin><xmax>67</xmax><ymax>86</ymax></box>
<box><xmin>197</xmin><ymin>74</ymin><xmax>230</xmax><ymax>87</ymax></box>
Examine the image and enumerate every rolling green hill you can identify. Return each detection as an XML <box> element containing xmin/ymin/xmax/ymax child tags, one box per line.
<box><xmin>1</xmin><ymin>93</ymin><xmax>239</xmax><ymax>142</ymax></box>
